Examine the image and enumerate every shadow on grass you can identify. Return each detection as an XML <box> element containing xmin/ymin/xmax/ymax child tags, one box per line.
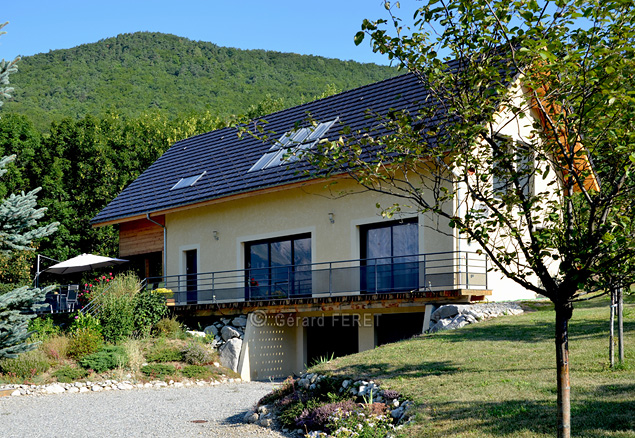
<box><xmin>428</xmin><ymin>383</ymin><xmax>634</xmax><ymax>436</ymax></box>
<box><xmin>325</xmin><ymin>360</ymin><xmax>459</xmax><ymax>381</ymax></box>
<box><xmin>427</xmin><ymin>316</ymin><xmax>633</xmax><ymax>344</ymax></box>
<box><xmin>429</xmin><ymin>321</ymin><xmax>555</xmax><ymax>343</ymax></box>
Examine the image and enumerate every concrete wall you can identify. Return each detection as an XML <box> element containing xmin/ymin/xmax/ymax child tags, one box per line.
<box><xmin>238</xmin><ymin>305</ymin><xmax>436</xmax><ymax>381</ymax></box>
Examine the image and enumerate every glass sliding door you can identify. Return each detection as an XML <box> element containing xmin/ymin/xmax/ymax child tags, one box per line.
<box><xmin>361</xmin><ymin>219</ymin><xmax>418</xmax><ymax>293</ymax></box>
<box><xmin>246</xmin><ymin>234</ymin><xmax>311</xmax><ymax>299</ymax></box>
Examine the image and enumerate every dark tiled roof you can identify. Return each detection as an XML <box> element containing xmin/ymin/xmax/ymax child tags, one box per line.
<box><xmin>91</xmin><ymin>72</ymin><xmax>450</xmax><ymax>225</ymax></box>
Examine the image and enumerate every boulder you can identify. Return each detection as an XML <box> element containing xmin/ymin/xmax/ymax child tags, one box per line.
<box><xmin>232</xmin><ymin>316</ymin><xmax>248</xmax><ymax>327</ymax></box>
<box><xmin>221</xmin><ymin>325</ymin><xmax>241</xmax><ymax>341</ymax></box>
<box><xmin>447</xmin><ymin>314</ymin><xmax>470</xmax><ymax>330</ymax></box>
<box><xmin>429</xmin><ymin>318</ymin><xmax>453</xmax><ymax>333</ymax></box>
<box><xmin>204</xmin><ymin>325</ymin><xmax>219</xmax><ymax>337</ymax></box>
<box><xmin>219</xmin><ymin>338</ymin><xmax>243</xmax><ymax>372</ymax></box>
<box><xmin>430</xmin><ymin>305</ymin><xmax>460</xmax><ymax>322</ymax></box>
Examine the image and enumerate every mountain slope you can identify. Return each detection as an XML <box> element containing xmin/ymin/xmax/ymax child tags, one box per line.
<box><xmin>5</xmin><ymin>32</ymin><xmax>399</xmax><ymax>129</ymax></box>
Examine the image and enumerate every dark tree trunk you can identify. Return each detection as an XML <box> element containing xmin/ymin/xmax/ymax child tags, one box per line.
<box><xmin>555</xmin><ymin>302</ymin><xmax>573</xmax><ymax>438</ymax></box>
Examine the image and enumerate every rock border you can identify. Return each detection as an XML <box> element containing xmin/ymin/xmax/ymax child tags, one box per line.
<box><xmin>0</xmin><ymin>375</ymin><xmax>242</xmax><ymax>398</ymax></box>
<box><xmin>429</xmin><ymin>302</ymin><xmax>524</xmax><ymax>332</ymax></box>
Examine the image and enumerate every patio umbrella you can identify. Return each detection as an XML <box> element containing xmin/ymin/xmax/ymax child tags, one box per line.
<box><xmin>44</xmin><ymin>253</ymin><xmax>129</xmax><ymax>275</ymax></box>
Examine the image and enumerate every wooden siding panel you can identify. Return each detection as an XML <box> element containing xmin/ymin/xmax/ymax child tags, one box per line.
<box><xmin>119</xmin><ymin>216</ymin><xmax>164</xmax><ymax>257</ymax></box>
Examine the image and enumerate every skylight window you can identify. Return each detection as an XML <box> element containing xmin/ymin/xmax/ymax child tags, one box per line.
<box><xmin>248</xmin><ymin>118</ymin><xmax>338</xmax><ymax>172</ymax></box>
<box><xmin>170</xmin><ymin>171</ymin><xmax>206</xmax><ymax>190</ymax></box>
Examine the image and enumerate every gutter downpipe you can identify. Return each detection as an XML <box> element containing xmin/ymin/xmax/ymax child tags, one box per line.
<box><xmin>146</xmin><ymin>213</ymin><xmax>167</xmax><ymax>282</ymax></box>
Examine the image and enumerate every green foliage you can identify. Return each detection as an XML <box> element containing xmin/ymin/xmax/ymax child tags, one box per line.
<box><xmin>145</xmin><ymin>342</ymin><xmax>183</xmax><ymax>363</ymax></box>
<box><xmin>153</xmin><ymin>316</ymin><xmax>183</xmax><ymax>338</ymax></box>
<box><xmin>5</xmin><ymin>32</ymin><xmax>397</xmax><ymax>131</ymax></box>
<box><xmin>278</xmin><ymin>399</ymin><xmax>319</xmax><ymax>429</ymax></box>
<box><xmin>0</xmin><ymin>250</ymin><xmax>35</xmax><ymax>289</ymax></box>
<box><xmin>28</xmin><ymin>316</ymin><xmax>61</xmax><ymax>341</ymax></box>
<box><xmin>52</xmin><ymin>365</ymin><xmax>88</xmax><ymax>383</ymax></box>
<box><xmin>181</xmin><ymin>342</ymin><xmax>212</xmax><ymax>366</ymax></box>
<box><xmin>140</xmin><ymin>363</ymin><xmax>176</xmax><ymax>379</ymax></box>
<box><xmin>79</xmin><ymin>345</ymin><xmax>128</xmax><ymax>373</ymax></box>
<box><xmin>133</xmin><ymin>288</ymin><xmax>168</xmax><ymax>336</ymax></box>
<box><xmin>67</xmin><ymin>327</ymin><xmax>103</xmax><ymax>359</ymax></box>
<box><xmin>93</xmin><ymin>273</ymin><xmax>140</xmax><ymax>343</ymax></box>
<box><xmin>0</xmin><ymin>25</ymin><xmax>58</xmax><ymax>359</ymax></box>
<box><xmin>0</xmin><ymin>349</ymin><xmax>50</xmax><ymax>378</ymax></box>
<box><xmin>180</xmin><ymin>364</ymin><xmax>213</xmax><ymax>380</ymax></box>
<box><xmin>68</xmin><ymin>311</ymin><xmax>102</xmax><ymax>334</ymax></box>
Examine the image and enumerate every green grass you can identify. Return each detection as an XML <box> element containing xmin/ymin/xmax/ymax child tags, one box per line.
<box><xmin>312</xmin><ymin>297</ymin><xmax>635</xmax><ymax>438</ymax></box>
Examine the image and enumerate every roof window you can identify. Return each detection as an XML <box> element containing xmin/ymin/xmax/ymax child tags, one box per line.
<box><xmin>248</xmin><ymin>118</ymin><xmax>338</xmax><ymax>172</ymax></box>
<box><xmin>170</xmin><ymin>171</ymin><xmax>206</xmax><ymax>190</ymax></box>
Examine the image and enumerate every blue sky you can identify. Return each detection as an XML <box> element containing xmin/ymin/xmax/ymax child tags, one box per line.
<box><xmin>0</xmin><ymin>0</ymin><xmax>409</xmax><ymax>65</ymax></box>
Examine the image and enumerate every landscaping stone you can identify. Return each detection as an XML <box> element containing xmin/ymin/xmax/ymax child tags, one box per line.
<box><xmin>258</xmin><ymin>418</ymin><xmax>273</xmax><ymax>427</ymax></box>
<box><xmin>429</xmin><ymin>302</ymin><xmax>524</xmax><ymax>332</ymax></box>
<box><xmin>44</xmin><ymin>385</ymin><xmax>66</xmax><ymax>394</ymax></box>
<box><xmin>221</xmin><ymin>325</ymin><xmax>241</xmax><ymax>341</ymax></box>
<box><xmin>232</xmin><ymin>316</ymin><xmax>248</xmax><ymax>327</ymax></box>
<box><xmin>219</xmin><ymin>337</ymin><xmax>242</xmax><ymax>372</ymax></box>
<box><xmin>244</xmin><ymin>411</ymin><xmax>259</xmax><ymax>423</ymax></box>
<box><xmin>203</xmin><ymin>324</ymin><xmax>219</xmax><ymax>337</ymax></box>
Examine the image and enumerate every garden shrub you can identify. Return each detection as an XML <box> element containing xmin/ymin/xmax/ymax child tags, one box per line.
<box><xmin>28</xmin><ymin>316</ymin><xmax>61</xmax><ymax>341</ymax></box>
<box><xmin>141</xmin><ymin>363</ymin><xmax>176</xmax><ymax>379</ymax></box>
<box><xmin>296</xmin><ymin>400</ymin><xmax>359</xmax><ymax>431</ymax></box>
<box><xmin>0</xmin><ymin>349</ymin><xmax>51</xmax><ymax>378</ymax></box>
<box><xmin>133</xmin><ymin>288</ymin><xmax>168</xmax><ymax>337</ymax></box>
<box><xmin>145</xmin><ymin>343</ymin><xmax>183</xmax><ymax>363</ymax></box>
<box><xmin>53</xmin><ymin>365</ymin><xmax>88</xmax><ymax>383</ymax></box>
<box><xmin>181</xmin><ymin>365</ymin><xmax>213</xmax><ymax>380</ymax></box>
<box><xmin>68</xmin><ymin>311</ymin><xmax>102</xmax><ymax>335</ymax></box>
<box><xmin>40</xmin><ymin>335</ymin><xmax>70</xmax><ymax>361</ymax></box>
<box><xmin>278</xmin><ymin>399</ymin><xmax>322</xmax><ymax>429</ymax></box>
<box><xmin>153</xmin><ymin>316</ymin><xmax>183</xmax><ymax>338</ymax></box>
<box><xmin>89</xmin><ymin>272</ymin><xmax>142</xmax><ymax>342</ymax></box>
<box><xmin>67</xmin><ymin>327</ymin><xmax>103</xmax><ymax>359</ymax></box>
<box><xmin>79</xmin><ymin>345</ymin><xmax>128</xmax><ymax>373</ymax></box>
<box><xmin>181</xmin><ymin>342</ymin><xmax>212</xmax><ymax>365</ymax></box>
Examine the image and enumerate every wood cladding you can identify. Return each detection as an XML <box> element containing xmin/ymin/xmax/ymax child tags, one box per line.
<box><xmin>119</xmin><ymin>216</ymin><xmax>164</xmax><ymax>257</ymax></box>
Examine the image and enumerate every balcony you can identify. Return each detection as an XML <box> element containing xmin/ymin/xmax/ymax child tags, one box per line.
<box><xmin>143</xmin><ymin>251</ymin><xmax>488</xmax><ymax>306</ymax></box>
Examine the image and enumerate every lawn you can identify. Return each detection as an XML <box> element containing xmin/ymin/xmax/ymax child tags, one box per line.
<box><xmin>312</xmin><ymin>297</ymin><xmax>635</xmax><ymax>438</ymax></box>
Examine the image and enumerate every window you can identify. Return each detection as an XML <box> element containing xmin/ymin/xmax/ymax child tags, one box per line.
<box><xmin>171</xmin><ymin>171</ymin><xmax>206</xmax><ymax>190</ymax></box>
<box><xmin>248</xmin><ymin>118</ymin><xmax>338</xmax><ymax>172</ymax></box>
<box><xmin>245</xmin><ymin>234</ymin><xmax>311</xmax><ymax>299</ymax></box>
<box><xmin>360</xmin><ymin>219</ymin><xmax>419</xmax><ymax>293</ymax></box>
<box><xmin>492</xmin><ymin>137</ymin><xmax>534</xmax><ymax>198</ymax></box>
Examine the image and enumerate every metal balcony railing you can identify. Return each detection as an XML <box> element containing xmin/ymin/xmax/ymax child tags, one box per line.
<box><xmin>143</xmin><ymin>251</ymin><xmax>488</xmax><ymax>306</ymax></box>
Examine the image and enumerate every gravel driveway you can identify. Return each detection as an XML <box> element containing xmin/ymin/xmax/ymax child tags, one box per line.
<box><xmin>0</xmin><ymin>382</ymin><xmax>290</xmax><ymax>438</ymax></box>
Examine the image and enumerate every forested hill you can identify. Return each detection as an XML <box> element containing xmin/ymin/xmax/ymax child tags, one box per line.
<box><xmin>4</xmin><ymin>32</ymin><xmax>398</xmax><ymax>130</ymax></box>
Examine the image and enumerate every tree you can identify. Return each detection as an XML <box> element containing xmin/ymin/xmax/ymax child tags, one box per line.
<box><xmin>298</xmin><ymin>2</ymin><xmax>634</xmax><ymax>437</ymax></box>
<box><xmin>0</xmin><ymin>22</ymin><xmax>58</xmax><ymax>358</ymax></box>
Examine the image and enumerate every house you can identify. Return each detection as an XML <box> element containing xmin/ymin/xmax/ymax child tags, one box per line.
<box><xmin>91</xmin><ymin>70</ymin><xmax>546</xmax><ymax>381</ymax></box>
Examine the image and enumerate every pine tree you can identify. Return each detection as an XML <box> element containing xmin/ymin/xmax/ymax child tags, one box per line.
<box><xmin>0</xmin><ymin>22</ymin><xmax>58</xmax><ymax>358</ymax></box>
